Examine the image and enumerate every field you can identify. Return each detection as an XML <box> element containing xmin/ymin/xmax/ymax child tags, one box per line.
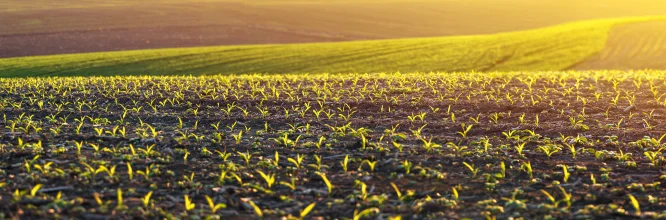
<box><xmin>3</xmin><ymin>0</ymin><xmax>666</xmax><ymax>58</ymax></box>
<box><xmin>2</xmin><ymin>71</ymin><xmax>666</xmax><ymax>219</ymax></box>
<box><xmin>574</xmin><ymin>20</ymin><xmax>666</xmax><ymax>70</ymax></box>
<box><xmin>2</xmin><ymin>16</ymin><xmax>666</xmax><ymax>77</ymax></box>
<box><xmin>3</xmin><ymin>1</ymin><xmax>666</xmax><ymax>219</ymax></box>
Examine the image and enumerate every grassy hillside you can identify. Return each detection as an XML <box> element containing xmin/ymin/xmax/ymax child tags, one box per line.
<box><xmin>0</xmin><ymin>17</ymin><xmax>662</xmax><ymax>77</ymax></box>
<box><xmin>4</xmin><ymin>0</ymin><xmax>666</xmax><ymax>58</ymax></box>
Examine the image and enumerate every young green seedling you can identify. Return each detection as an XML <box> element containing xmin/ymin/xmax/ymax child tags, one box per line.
<box><xmin>287</xmin><ymin>154</ymin><xmax>305</xmax><ymax>169</ymax></box>
<box><xmin>205</xmin><ymin>195</ymin><xmax>227</xmax><ymax>213</ymax></box>
<box><xmin>359</xmin><ymin>160</ymin><xmax>377</xmax><ymax>172</ymax></box>
<box><xmin>279</xmin><ymin>177</ymin><xmax>297</xmax><ymax>191</ymax></box>
<box><xmin>184</xmin><ymin>194</ymin><xmax>195</xmax><ymax>211</ymax></box>
<box><xmin>142</xmin><ymin>191</ymin><xmax>153</xmax><ymax>208</ymax></box>
<box><xmin>116</xmin><ymin>188</ymin><xmax>124</xmax><ymax>210</ymax></box>
<box><xmin>462</xmin><ymin>162</ymin><xmax>479</xmax><ymax>178</ymax></box>
<box><xmin>256</xmin><ymin>170</ymin><xmax>276</xmax><ymax>189</ymax></box>
<box><xmin>247</xmin><ymin>200</ymin><xmax>263</xmax><ymax>218</ymax></box>
<box><xmin>628</xmin><ymin>194</ymin><xmax>641</xmax><ymax>215</ymax></box>
<box><xmin>316</xmin><ymin>172</ymin><xmax>333</xmax><ymax>195</ymax></box>
<box><xmin>392</xmin><ymin>141</ymin><xmax>403</xmax><ymax>153</ymax></box>
<box><xmin>30</xmin><ymin>184</ymin><xmax>42</xmax><ymax>197</ymax></box>
<box><xmin>272</xmin><ymin>151</ymin><xmax>280</xmax><ymax>167</ymax></box>
<box><xmin>521</xmin><ymin>161</ymin><xmax>533</xmax><ymax>179</ymax></box>
<box><xmin>537</xmin><ymin>145</ymin><xmax>560</xmax><ymax>159</ymax></box>
<box><xmin>561</xmin><ymin>165</ymin><xmax>570</xmax><ymax>183</ymax></box>
<box><xmin>452</xmin><ymin>187</ymin><xmax>459</xmax><ymax>201</ymax></box>
<box><xmin>237</xmin><ymin>151</ymin><xmax>252</xmax><ymax>165</ymax></box>
<box><xmin>340</xmin><ymin>155</ymin><xmax>349</xmax><ymax>172</ymax></box>
<box><xmin>390</xmin><ymin>182</ymin><xmax>402</xmax><ymax>200</ymax></box>
<box><xmin>457</xmin><ymin>124</ymin><xmax>473</xmax><ymax>138</ymax></box>
<box><xmin>127</xmin><ymin>162</ymin><xmax>133</xmax><ymax>180</ymax></box>
<box><xmin>353</xmin><ymin>208</ymin><xmax>380</xmax><ymax>220</ymax></box>
<box><xmin>402</xmin><ymin>160</ymin><xmax>413</xmax><ymax>174</ymax></box>
<box><xmin>296</xmin><ymin>202</ymin><xmax>316</xmax><ymax>220</ymax></box>
<box><xmin>540</xmin><ymin>189</ymin><xmax>560</xmax><ymax>207</ymax></box>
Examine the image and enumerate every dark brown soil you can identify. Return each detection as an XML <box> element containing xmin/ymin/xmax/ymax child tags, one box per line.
<box><xmin>0</xmin><ymin>24</ymin><xmax>363</xmax><ymax>58</ymax></box>
<box><xmin>0</xmin><ymin>72</ymin><xmax>665</xmax><ymax>219</ymax></box>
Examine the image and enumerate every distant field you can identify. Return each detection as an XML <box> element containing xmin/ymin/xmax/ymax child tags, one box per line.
<box><xmin>3</xmin><ymin>0</ymin><xmax>666</xmax><ymax>58</ymax></box>
<box><xmin>573</xmin><ymin>20</ymin><xmax>666</xmax><ymax>70</ymax></box>
<box><xmin>4</xmin><ymin>17</ymin><xmax>664</xmax><ymax>77</ymax></box>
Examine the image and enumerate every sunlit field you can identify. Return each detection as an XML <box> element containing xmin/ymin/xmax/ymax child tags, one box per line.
<box><xmin>1</xmin><ymin>17</ymin><xmax>665</xmax><ymax>77</ymax></box>
<box><xmin>574</xmin><ymin>20</ymin><xmax>666</xmax><ymax>70</ymax></box>
<box><xmin>3</xmin><ymin>0</ymin><xmax>666</xmax><ymax>58</ymax></box>
<box><xmin>2</xmin><ymin>0</ymin><xmax>666</xmax><ymax>219</ymax></box>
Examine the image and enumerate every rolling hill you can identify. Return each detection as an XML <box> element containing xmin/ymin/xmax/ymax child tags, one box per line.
<box><xmin>3</xmin><ymin>0</ymin><xmax>666</xmax><ymax>58</ymax></box>
<box><xmin>573</xmin><ymin>20</ymin><xmax>666</xmax><ymax>70</ymax></box>
<box><xmin>0</xmin><ymin>16</ymin><xmax>664</xmax><ymax>77</ymax></box>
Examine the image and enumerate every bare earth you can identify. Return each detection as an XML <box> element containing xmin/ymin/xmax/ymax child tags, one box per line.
<box><xmin>0</xmin><ymin>25</ymin><xmax>365</xmax><ymax>58</ymax></box>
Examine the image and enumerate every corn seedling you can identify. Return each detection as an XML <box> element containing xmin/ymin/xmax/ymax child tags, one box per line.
<box><xmin>248</xmin><ymin>200</ymin><xmax>263</xmax><ymax>218</ymax></box>
<box><xmin>256</xmin><ymin>170</ymin><xmax>276</xmax><ymax>189</ymax></box>
<box><xmin>340</xmin><ymin>155</ymin><xmax>349</xmax><ymax>172</ymax></box>
<box><xmin>628</xmin><ymin>194</ymin><xmax>641</xmax><ymax>215</ymax></box>
<box><xmin>205</xmin><ymin>195</ymin><xmax>227</xmax><ymax>213</ymax></box>
<box><xmin>184</xmin><ymin>194</ymin><xmax>195</xmax><ymax>211</ymax></box>
<box><xmin>287</xmin><ymin>154</ymin><xmax>305</xmax><ymax>169</ymax></box>
<box><xmin>353</xmin><ymin>208</ymin><xmax>380</xmax><ymax>220</ymax></box>
<box><xmin>561</xmin><ymin>165</ymin><xmax>570</xmax><ymax>183</ymax></box>
<box><xmin>462</xmin><ymin>162</ymin><xmax>479</xmax><ymax>178</ymax></box>
<box><xmin>142</xmin><ymin>191</ymin><xmax>153</xmax><ymax>208</ymax></box>
<box><xmin>521</xmin><ymin>161</ymin><xmax>533</xmax><ymax>179</ymax></box>
<box><xmin>317</xmin><ymin>172</ymin><xmax>333</xmax><ymax>195</ymax></box>
<box><xmin>457</xmin><ymin>124</ymin><xmax>473</xmax><ymax>138</ymax></box>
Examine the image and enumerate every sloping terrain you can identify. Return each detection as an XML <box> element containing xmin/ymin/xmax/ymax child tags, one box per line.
<box><xmin>2</xmin><ymin>0</ymin><xmax>666</xmax><ymax>58</ymax></box>
<box><xmin>573</xmin><ymin>20</ymin><xmax>666</xmax><ymax>70</ymax></box>
<box><xmin>0</xmin><ymin>18</ymin><xmax>643</xmax><ymax>77</ymax></box>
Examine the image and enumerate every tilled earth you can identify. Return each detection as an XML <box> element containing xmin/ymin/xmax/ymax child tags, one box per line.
<box><xmin>0</xmin><ymin>25</ymin><xmax>362</xmax><ymax>58</ymax></box>
<box><xmin>0</xmin><ymin>72</ymin><xmax>666</xmax><ymax>219</ymax></box>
